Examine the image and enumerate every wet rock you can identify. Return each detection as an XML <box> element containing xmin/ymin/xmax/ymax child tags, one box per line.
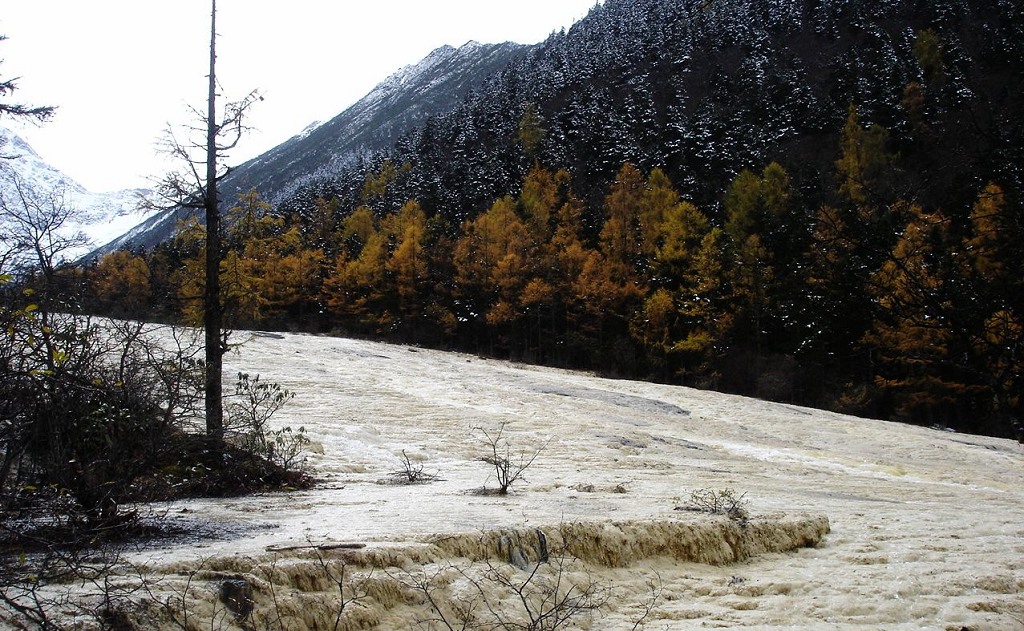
<box><xmin>498</xmin><ymin>529</ymin><xmax>550</xmax><ymax>570</ymax></box>
<box><xmin>219</xmin><ymin>577</ymin><xmax>254</xmax><ymax>619</ymax></box>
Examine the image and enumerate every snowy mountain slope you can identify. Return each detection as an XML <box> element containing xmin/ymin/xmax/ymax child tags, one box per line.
<box><xmin>87</xmin><ymin>0</ymin><xmax>1024</xmax><ymax>258</ymax></box>
<box><xmin>0</xmin><ymin>125</ymin><xmax>153</xmax><ymax>260</ymax></box>
<box><xmin>284</xmin><ymin>0</ymin><xmax>1022</xmax><ymax>223</ymax></box>
<box><xmin>88</xmin><ymin>40</ymin><xmax>528</xmax><ymax>257</ymax></box>
<box><xmin>229</xmin><ymin>39</ymin><xmax>528</xmax><ymax>201</ymax></box>
<box><xmin>126</xmin><ymin>331</ymin><xmax>1023</xmax><ymax>629</ymax></box>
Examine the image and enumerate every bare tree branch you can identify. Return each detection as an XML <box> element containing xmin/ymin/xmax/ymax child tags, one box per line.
<box><xmin>0</xmin><ymin>35</ymin><xmax>56</xmax><ymax>125</ymax></box>
<box><xmin>0</xmin><ymin>163</ymin><xmax>89</xmax><ymax>280</ymax></box>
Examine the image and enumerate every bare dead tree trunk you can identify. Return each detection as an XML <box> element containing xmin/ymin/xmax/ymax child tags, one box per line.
<box><xmin>204</xmin><ymin>0</ymin><xmax>224</xmax><ymax>459</ymax></box>
<box><xmin>151</xmin><ymin>0</ymin><xmax>259</xmax><ymax>461</ymax></box>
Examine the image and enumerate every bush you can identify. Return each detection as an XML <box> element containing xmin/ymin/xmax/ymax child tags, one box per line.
<box><xmin>0</xmin><ymin>305</ymin><xmax>310</xmax><ymax>626</ymax></box>
<box><xmin>392</xmin><ymin>532</ymin><xmax>608</xmax><ymax>630</ymax></box>
<box><xmin>386</xmin><ymin>450</ymin><xmax>440</xmax><ymax>485</ymax></box>
<box><xmin>679</xmin><ymin>488</ymin><xmax>749</xmax><ymax>520</ymax></box>
<box><xmin>474</xmin><ymin>422</ymin><xmax>549</xmax><ymax>495</ymax></box>
<box><xmin>225</xmin><ymin>372</ymin><xmax>307</xmax><ymax>471</ymax></box>
<box><xmin>0</xmin><ymin>307</ymin><xmax>205</xmax><ymax>525</ymax></box>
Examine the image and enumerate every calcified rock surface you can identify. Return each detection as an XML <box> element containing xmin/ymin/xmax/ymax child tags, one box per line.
<box><xmin>131</xmin><ymin>332</ymin><xmax>1021</xmax><ymax>630</ymax></box>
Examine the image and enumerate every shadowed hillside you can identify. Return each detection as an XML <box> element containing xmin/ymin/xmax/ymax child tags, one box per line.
<box><xmin>80</xmin><ymin>0</ymin><xmax>1023</xmax><ymax>437</ymax></box>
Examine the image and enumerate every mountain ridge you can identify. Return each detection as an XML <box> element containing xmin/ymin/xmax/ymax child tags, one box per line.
<box><xmin>328</xmin><ymin>0</ymin><xmax>1021</xmax><ymax>221</ymax></box>
<box><xmin>87</xmin><ymin>39</ymin><xmax>531</xmax><ymax>257</ymax></box>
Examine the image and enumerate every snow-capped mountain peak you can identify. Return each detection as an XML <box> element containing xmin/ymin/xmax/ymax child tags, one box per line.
<box><xmin>0</xmin><ymin>125</ymin><xmax>154</xmax><ymax>260</ymax></box>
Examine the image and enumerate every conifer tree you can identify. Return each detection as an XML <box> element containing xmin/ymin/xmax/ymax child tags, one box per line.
<box><xmin>913</xmin><ymin>28</ymin><xmax>946</xmax><ymax>88</ymax></box>
<box><xmin>518</xmin><ymin>102</ymin><xmax>547</xmax><ymax>162</ymax></box>
<box><xmin>543</xmin><ymin>186</ymin><xmax>596</xmax><ymax>362</ymax></box>
<box><xmin>322</xmin><ymin>221</ymin><xmax>389</xmax><ymax>332</ymax></box>
<box><xmin>519</xmin><ymin>164</ymin><xmax>563</xmax><ymax>245</ymax></box>
<box><xmin>517</xmin><ymin>166</ymin><xmax>573</xmax><ymax>357</ymax></box>
<box><xmin>304</xmin><ymin>195</ymin><xmax>342</xmax><ymax>258</ymax></box>
<box><xmin>638</xmin><ymin>168</ymin><xmax>679</xmax><ymax>258</ymax></box>
<box><xmin>836</xmin><ymin>105</ymin><xmax>893</xmax><ymax>209</ymax></box>
<box><xmin>169</xmin><ymin>216</ymin><xmax>207</xmax><ymax>326</ymax></box>
<box><xmin>600</xmin><ymin>163</ymin><xmax>646</xmax><ymax>270</ymax></box>
<box><xmin>803</xmin><ymin>111</ymin><xmax>902</xmax><ymax>401</ymax></box>
<box><xmin>721</xmin><ymin>163</ymin><xmax>799</xmax><ymax>359</ymax></box>
<box><xmin>340</xmin><ymin>206</ymin><xmax>377</xmax><ymax>258</ymax></box>
<box><xmin>89</xmin><ymin>250</ymin><xmax>152</xmax><ymax>319</ymax></box>
<box><xmin>857</xmin><ymin>182</ymin><xmax>1021</xmax><ymax>434</ymax></box>
<box><xmin>864</xmin><ymin>203</ymin><xmax>969</xmax><ymax>425</ymax></box>
<box><xmin>452</xmin><ymin>196</ymin><xmax>531</xmax><ymax>350</ymax></box>
<box><xmin>634</xmin><ymin>287</ymin><xmax>677</xmax><ymax>360</ymax></box>
<box><xmin>959</xmin><ymin>183</ymin><xmax>1024</xmax><ymax>434</ymax></box>
<box><xmin>629</xmin><ymin>168</ymin><xmax>703</xmax><ymax>377</ymax></box>
<box><xmin>383</xmin><ymin>200</ymin><xmax>429</xmax><ymax>338</ymax></box>
<box><xmin>258</xmin><ymin>232</ymin><xmax>323</xmax><ymax>321</ymax></box>
<box><xmin>675</xmin><ymin>227</ymin><xmax>731</xmax><ymax>386</ymax></box>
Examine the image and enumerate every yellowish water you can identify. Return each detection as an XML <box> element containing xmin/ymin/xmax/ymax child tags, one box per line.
<box><xmin>109</xmin><ymin>332</ymin><xmax>1024</xmax><ymax>629</ymax></box>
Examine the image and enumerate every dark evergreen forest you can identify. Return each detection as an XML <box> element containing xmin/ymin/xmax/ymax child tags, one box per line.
<box><xmin>81</xmin><ymin>0</ymin><xmax>1023</xmax><ymax>438</ymax></box>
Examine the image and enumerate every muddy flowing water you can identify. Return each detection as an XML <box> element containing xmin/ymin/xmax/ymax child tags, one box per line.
<box><xmin>117</xmin><ymin>331</ymin><xmax>1024</xmax><ymax>629</ymax></box>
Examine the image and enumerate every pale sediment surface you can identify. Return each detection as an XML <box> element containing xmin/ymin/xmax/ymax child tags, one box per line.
<box><xmin>125</xmin><ymin>331</ymin><xmax>1022</xmax><ymax>629</ymax></box>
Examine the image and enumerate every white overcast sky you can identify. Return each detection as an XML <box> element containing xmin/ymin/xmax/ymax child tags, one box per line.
<box><xmin>1</xmin><ymin>1</ymin><xmax>598</xmax><ymax>193</ymax></box>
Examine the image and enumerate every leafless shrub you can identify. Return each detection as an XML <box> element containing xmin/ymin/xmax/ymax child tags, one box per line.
<box><xmin>678</xmin><ymin>488</ymin><xmax>749</xmax><ymax>520</ymax></box>
<box><xmin>469</xmin><ymin>546</ymin><xmax>607</xmax><ymax>630</ymax></box>
<box><xmin>299</xmin><ymin>542</ymin><xmax>372</xmax><ymax>631</ymax></box>
<box><xmin>243</xmin><ymin>544</ymin><xmax>372</xmax><ymax>631</ymax></box>
<box><xmin>384</xmin><ymin>450</ymin><xmax>441</xmax><ymax>485</ymax></box>
<box><xmin>0</xmin><ymin>531</ymin><xmax>147</xmax><ymax>629</ymax></box>
<box><xmin>629</xmin><ymin>572</ymin><xmax>664</xmax><ymax>631</ymax></box>
<box><xmin>148</xmin><ymin>558</ymin><xmax>216</xmax><ymax>631</ymax></box>
<box><xmin>474</xmin><ymin>422</ymin><xmax>549</xmax><ymax>496</ymax></box>
<box><xmin>390</xmin><ymin>530</ymin><xmax>610</xmax><ymax>631</ymax></box>
<box><xmin>387</xmin><ymin>563</ymin><xmax>476</xmax><ymax>631</ymax></box>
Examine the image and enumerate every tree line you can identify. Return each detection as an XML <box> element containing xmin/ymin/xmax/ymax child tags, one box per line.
<box><xmin>78</xmin><ymin>105</ymin><xmax>1022</xmax><ymax>439</ymax></box>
